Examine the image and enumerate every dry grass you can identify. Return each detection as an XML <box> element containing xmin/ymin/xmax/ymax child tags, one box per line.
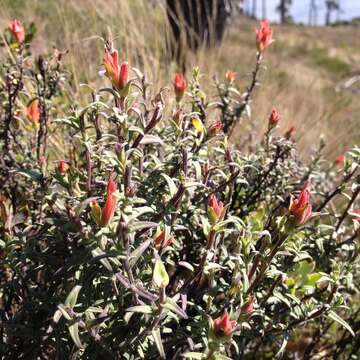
<box><xmin>1</xmin><ymin>0</ymin><xmax>359</xmax><ymax>159</ymax></box>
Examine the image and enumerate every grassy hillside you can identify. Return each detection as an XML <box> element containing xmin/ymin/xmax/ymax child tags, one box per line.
<box><xmin>1</xmin><ymin>0</ymin><xmax>359</xmax><ymax>158</ymax></box>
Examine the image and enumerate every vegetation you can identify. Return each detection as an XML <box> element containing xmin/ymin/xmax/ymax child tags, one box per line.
<box><xmin>1</xmin><ymin>2</ymin><xmax>360</xmax><ymax>359</ymax></box>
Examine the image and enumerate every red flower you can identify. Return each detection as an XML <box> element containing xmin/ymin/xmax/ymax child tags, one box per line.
<box><xmin>174</xmin><ymin>73</ymin><xmax>187</xmax><ymax>102</ymax></box>
<box><xmin>213</xmin><ymin>311</ymin><xmax>237</xmax><ymax>339</ymax></box>
<box><xmin>58</xmin><ymin>160</ymin><xmax>69</xmax><ymax>174</ymax></box>
<box><xmin>119</xmin><ymin>61</ymin><xmax>129</xmax><ymax>89</ymax></box>
<box><xmin>225</xmin><ymin>70</ymin><xmax>236</xmax><ymax>82</ymax></box>
<box><xmin>241</xmin><ymin>294</ymin><xmax>255</xmax><ymax>314</ymax></box>
<box><xmin>256</xmin><ymin>20</ymin><xmax>273</xmax><ymax>52</ymax></box>
<box><xmin>26</xmin><ymin>100</ymin><xmax>40</xmax><ymax>125</ymax></box>
<box><xmin>103</xmin><ymin>49</ymin><xmax>129</xmax><ymax>90</ymax></box>
<box><xmin>9</xmin><ymin>19</ymin><xmax>25</xmax><ymax>44</ymax></box>
<box><xmin>101</xmin><ymin>178</ymin><xmax>117</xmax><ymax>226</ymax></box>
<box><xmin>208</xmin><ymin>120</ymin><xmax>224</xmax><ymax>136</ymax></box>
<box><xmin>289</xmin><ymin>182</ymin><xmax>312</xmax><ymax>225</ymax></box>
<box><xmin>284</xmin><ymin>126</ymin><xmax>296</xmax><ymax>139</ymax></box>
<box><xmin>268</xmin><ymin>108</ymin><xmax>280</xmax><ymax>128</ymax></box>
<box><xmin>208</xmin><ymin>194</ymin><xmax>224</xmax><ymax>223</ymax></box>
<box><xmin>335</xmin><ymin>154</ymin><xmax>345</xmax><ymax>166</ymax></box>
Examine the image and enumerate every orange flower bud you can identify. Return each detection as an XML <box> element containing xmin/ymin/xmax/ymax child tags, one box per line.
<box><xmin>289</xmin><ymin>182</ymin><xmax>312</xmax><ymax>225</ymax></box>
<box><xmin>26</xmin><ymin>100</ymin><xmax>40</xmax><ymax>125</ymax></box>
<box><xmin>256</xmin><ymin>20</ymin><xmax>273</xmax><ymax>52</ymax></box>
<box><xmin>208</xmin><ymin>120</ymin><xmax>224</xmax><ymax>137</ymax></box>
<box><xmin>335</xmin><ymin>154</ymin><xmax>345</xmax><ymax>166</ymax></box>
<box><xmin>9</xmin><ymin>19</ymin><xmax>25</xmax><ymax>44</ymax></box>
<box><xmin>225</xmin><ymin>70</ymin><xmax>236</xmax><ymax>82</ymax></box>
<box><xmin>284</xmin><ymin>126</ymin><xmax>295</xmax><ymax>139</ymax></box>
<box><xmin>58</xmin><ymin>160</ymin><xmax>69</xmax><ymax>174</ymax></box>
<box><xmin>101</xmin><ymin>178</ymin><xmax>117</xmax><ymax>226</ymax></box>
<box><xmin>119</xmin><ymin>61</ymin><xmax>129</xmax><ymax>89</ymax></box>
<box><xmin>213</xmin><ymin>311</ymin><xmax>237</xmax><ymax>340</ymax></box>
<box><xmin>90</xmin><ymin>201</ymin><xmax>102</xmax><ymax>226</ymax></box>
<box><xmin>154</xmin><ymin>230</ymin><xmax>174</xmax><ymax>251</ymax></box>
<box><xmin>208</xmin><ymin>194</ymin><xmax>224</xmax><ymax>224</ymax></box>
<box><xmin>103</xmin><ymin>49</ymin><xmax>129</xmax><ymax>91</ymax></box>
<box><xmin>174</xmin><ymin>73</ymin><xmax>187</xmax><ymax>102</ymax></box>
<box><xmin>268</xmin><ymin>108</ymin><xmax>280</xmax><ymax>128</ymax></box>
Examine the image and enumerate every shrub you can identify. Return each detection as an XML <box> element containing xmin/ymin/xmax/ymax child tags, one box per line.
<box><xmin>1</xmin><ymin>19</ymin><xmax>360</xmax><ymax>360</ymax></box>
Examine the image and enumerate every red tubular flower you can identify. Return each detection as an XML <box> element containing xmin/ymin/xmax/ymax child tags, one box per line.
<box><xmin>119</xmin><ymin>61</ymin><xmax>129</xmax><ymax>89</ymax></box>
<box><xmin>26</xmin><ymin>100</ymin><xmax>40</xmax><ymax>125</ymax></box>
<box><xmin>335</xmin><ymin>154</ymin><xmax>345</xmax><ymax>166</ymax></box>
<box><xmin>101</xmin><ymin>178</ymin><xmax>117</xmax><ymax>226</ymax></box>
<box><xmin>208</xmin><ymin>194</ymin><xmax>224</xmax><ymax>223</ymax></box>
<box><xmin>268</xmin><ymin>108</ymin><xmax>280</xmax><ymax>128</ymax></box>
<box><xmin>103</xmin><ymin>49</ymin><xmax>129</xmax><ymax>91</ymax></box>
<box><xmin>208</xmin><ymin>120</ymin><xmax>224</xmax><ymax>136</ymax></box>
<box><xmin>289</xmin><ymin>182</ymin><xmax>312</xmax><ymax>225</ymax></box>
<box><xmin>9</xmin><ymin>19</ymin><xmax>25</xmax><ymax>44</ymax></box>
<box><xmin>58</xmin><ymin>160</ymin><xmax>69</xmax><ymax>174</ymax></box>
<box><xmin>103</xmin><ymin>49</ymin><xmax>120</xmax><ymax>86</ymax></box>
<box><xmin>174</xmin><ymin>73</ymin><xmax>187</xmax><ymax>102</ymax></box>
<box><xmin>213</xmin><ymin>311</ymin><xmax>237</xmax><ymax>339</ymax></box>
<box><xmin>225</xmin><ymin>70</ymin><xmax>236</xmax><ymax>82</ymax></box>
<box><xmin>284</xmin><ymin>126</ymin><xmax>296</xmax><ymax>139</ymax></box>
<box><xmin>256</xmin><ymin>20</ymin><xmax>273</xmax><ymax>52</ymax></box>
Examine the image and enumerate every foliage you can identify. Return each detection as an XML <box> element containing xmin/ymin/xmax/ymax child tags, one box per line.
<box><xmin>1</xmin><ymin>20</ymin><xmax>360</xmax><ymax>360</ymax></box>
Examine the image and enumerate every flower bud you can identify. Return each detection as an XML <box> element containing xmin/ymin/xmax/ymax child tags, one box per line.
<box><xmin>90</xmin><ymin>201</ymin><xmax>102</xmax><ymax>226</ymax></box>
<box><xmin>26</xmin><ymin>100</ymin><xmax>40</xmax><ymax>125</ymax></box>
<box><xmin>8</xmin><ymin>19</ymin><xmax>25</xmax><ymax>44</ymax></box>
<box><xmin>58</xmin><ymin>160</ymin><xmax>69</xmax><ymax>174</ymax></box>
<box><xmin>284</xmin><ymin>126</ymin><xmax>295</xmax><ymax>139</ymax></box>
<box><xmin>289</xmin><ymin>182</ymin><xmax>312</xmax><ymax>225</ymax></box>
<box><xmin>174</xmin><ymin>73</ymin><xmax>187</xmax><ymax>102</ymax></box>
<box><xmin>153</xmin><ymin>259</ymin><xmax>169</xmax><ymax>288</ymax></box>
<box><xmin>211</xmin><ymin>311</ymin><xmax>237</xmax><ymax>341</ymax></box>
<box><xmin>208</xmin><ymin>194</ymin><xmax>224</xmax><ymax>224</ymax></box>
<box><xmin>207</xmin><ymin>120</ymin><xmax>224</xmax><ymax>137</ymax></box>
<box><xmin>256</xmin><ymin>20</ymin><xmax>273</xmax><ymax>52</ymax></box>
<box><xmin>268</xmin><ymin>108</ymin><xmax>280</xmax><ymax>129</ymax></box>
<box><xmin>119</xmin><ymin>61</ymin><xmax>129</xmax><ymax>89</ymax></box>
<box><xmin>101</xmin><ymin>178</ymin><xmax>117</xmax><ymax>226</ymax></box>
<box><xmin>225</xmin><ymin>70</ymin><xmax>236</xmax><ymax>82</ymax></box>
<box><xmin>154</xmin><ymin>228</ymin><xmax>174</xmax><ymax>251</ymax></box>
<box><xmin>335</xmin><ymin>154</ymin><xmax>345</xmax><ymax>166</ymax></box>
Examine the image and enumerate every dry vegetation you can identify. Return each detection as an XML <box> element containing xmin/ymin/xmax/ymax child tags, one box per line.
<box><xmin>0</xmin><ymin>0</ymin><xmax>359</xmax><ymax>158</ymax></box>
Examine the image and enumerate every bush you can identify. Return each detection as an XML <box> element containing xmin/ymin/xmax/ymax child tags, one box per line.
<box><xmin>1</xmin><ymin>19</ymin><xmax>360</xmax><ymax>359</ymax></box>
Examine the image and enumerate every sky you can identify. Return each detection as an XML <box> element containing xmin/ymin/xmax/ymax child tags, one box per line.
<box><xmin>245</xmin><ymin>0</ymin><xmax>360</xmax><ymax>25</ymax></box>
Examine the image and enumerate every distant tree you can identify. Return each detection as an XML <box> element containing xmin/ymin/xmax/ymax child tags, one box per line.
<box><xmin>325</xmin><ymin>0</ymin><xmax>340</xmax><ymax>25</ymax></box>
<box><xmin>277</xmin><ymin>0</ymin><xmax>293</xmax><ymax>23</ymax></box>
<box><xmin>308</xmin><ymin>0</ymin><xmax>318</xmax><ymax>26</ymax></box>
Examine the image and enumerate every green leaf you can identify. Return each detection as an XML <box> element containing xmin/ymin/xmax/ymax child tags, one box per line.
<box><xmin>182</xmin><ymin>352</ymin><xmax>204</xmax><ymax>359</ymax></box>
<box><xmin>16</xmin><ymin>169</ymin><xmax>43</xmax><ymax>182</ymax></box>
<box><xmin>328</xmin><ymin>310</ymin><xmax>355</xmax><ymax>337</ymax></box>
<box><xmin>128</xmin><ymin>221</ymin><xmax>158</xmax><ymax>233</ymax></box>
<box><xmin>152</xmin><ymin>328</ymin><xmax>165</xmax><ymax>359</ymax></box>
<box><xmin>163</xmin><ymin>298</ymin><xmax>188</xmax><ymax>319</ymax></box>
<box><xmin>126</xmin><ymin>305</ymin><xmax>153</xmax><ymax>314</ymax></box>
<box><xmin>153</xmin><ymin>259</ymin><xmax>169</xmax><ymax>288</ymax></box>
<box><xmin>161</xmin><ymin>174</ymin><xmax>177</xmax><ymax>197</ymax></box>
<box><xmin>92</xmin><ymin>248</ymin><xmax>113</xmax><ymax>273</ymax></box>
<box><xmin>65</xmin><ymin>285</ymin><xmax>82</xmax><ymax>308</ymax></box>
<box><xmin>69</xmin><ymin>322</ymin><xmax>84</xmax><ymax>349</ymax></box>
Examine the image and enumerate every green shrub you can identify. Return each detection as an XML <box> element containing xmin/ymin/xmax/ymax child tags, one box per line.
<box><xmin>1</xmin><ymin>19</ymin><xmax>360</xmax><ymax>360</ymax></box>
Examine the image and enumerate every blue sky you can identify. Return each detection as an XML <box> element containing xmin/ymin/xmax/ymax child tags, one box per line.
<box><xmin>245</xmin><ymin>0</ymin><xmax>360</xmax><ymax>24</ymax></box>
